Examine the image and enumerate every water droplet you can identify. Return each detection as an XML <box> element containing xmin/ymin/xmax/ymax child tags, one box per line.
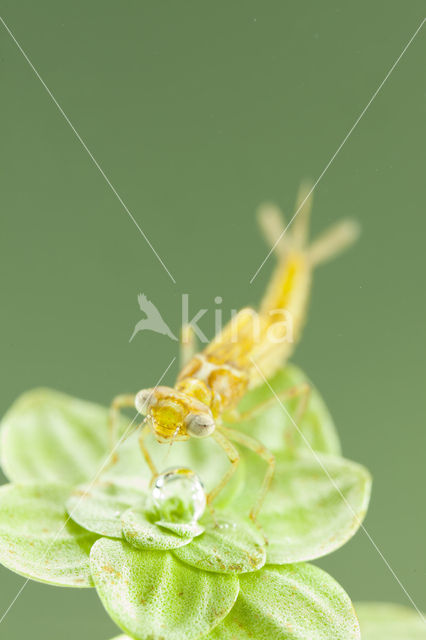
<box><xmin>215</xmin><ymin>519</ymin><xmax>237</xmax><ymax>531</ymax></box>
<box><xmin>152</xmin><ymin>467</ymin><xmax>206</xmax><ymax>524</ymax></box>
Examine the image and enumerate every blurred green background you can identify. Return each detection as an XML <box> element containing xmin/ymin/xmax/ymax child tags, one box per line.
<box><xmin>1</xmin><ymin>1</ymin><xmax>425</xmax><ymax>637</ymax></box>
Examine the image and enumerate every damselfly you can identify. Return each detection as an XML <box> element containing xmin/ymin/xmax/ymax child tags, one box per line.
<box><xmin>109</xmin><ymin>184</ymin><xmax>359</xmax><ymax>521</ymax></box>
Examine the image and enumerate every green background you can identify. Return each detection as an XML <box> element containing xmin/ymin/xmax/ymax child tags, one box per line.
<box><xmin>1</xmin><ymin>1</ymin><xmax>424</xmax><ymax>637</ymax></box>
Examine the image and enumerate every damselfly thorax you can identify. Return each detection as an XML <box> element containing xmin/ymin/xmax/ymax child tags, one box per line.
<box><xmin>108</xmin><ymin>183</ymin><xmax>360</xmax><ymax>521</ymax></box>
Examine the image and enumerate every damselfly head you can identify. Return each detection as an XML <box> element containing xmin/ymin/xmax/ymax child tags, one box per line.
<box><xmin>135</xmin><ymin>385</ymin><xmax>215</xmax><ymax>442</ymax></box>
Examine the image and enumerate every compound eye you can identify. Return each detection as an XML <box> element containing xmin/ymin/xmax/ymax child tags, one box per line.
<box><xmin>135</xmin><ymin>389</ymin><xmax>155</xmax><ymax>415</ymax></box>
<box><xmin>185</xmin><ymin>412</ymin><xmax>215</xmax><ymax>438</ymax></box>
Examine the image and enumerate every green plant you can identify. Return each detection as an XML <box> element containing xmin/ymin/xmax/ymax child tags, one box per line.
<box><xmin>0</xmin><ymin>364</ymin><xmax>415</xmax><ymax>639</ymax></box>
<box><xmin>355</xmin><ymin>603</ymin><xmax>426</xmax><ymax>640</ymax></box>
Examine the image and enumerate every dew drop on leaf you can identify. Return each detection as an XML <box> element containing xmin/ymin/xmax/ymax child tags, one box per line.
<box><xmin>152</xmin><ymin>467</ymin><xmax>206</xmax><ymax>523</ymax></box>
<box><xmin>216</xmin><ymin>520</ymin><xmax>237</xmax><ymax>531</ymax></box>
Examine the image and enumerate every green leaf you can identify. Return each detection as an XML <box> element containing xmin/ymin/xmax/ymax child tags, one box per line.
<box><xmin>0</xmin><ymin>483</ymin><xmax>97</xmax><ymax>587</ymax></box>
<box><xmin>229</xmin><ymin>364</ymin><xmax>340</xmax><ymax>456</ymax></box>
<box><xmin>66</xmin><ymin>477</ymin><xmax>148</xmax><ymax>538</ymax></box>
<box><xmin>355</xmin><ymin>602</ymin><xmax>426</xmax><ymax>639</ymax></box>
<box><xmin>173</xmin><ymin>513</ymin><xmax>266</xmax><ymax>574</ymax></box>
<box><xmin>90</xmin><ymin>538</ymin><xmax>239</xmax><ymax>640</ymax></box>
<box><xmin>265</xmin><ymin>455</ymin><xmax>370</xmax><ymax>563</ymax></box>
<box><xmin>231</xmin><ymin>453</ymin><xmax>371</xmax><ymax>563</ymax></box>
<box><xmin>205</xmin><ymin>563</ymin><xmax>360</xmax><ymax>639</ymax></box>
<box><xmin>109</xmin><ymin>597</ymin><xmax>419</xmax><ymax>640</ymax></box>
<box><xmin>155</xmin><ymin>519</ymin><xmax>204</xmax><ymax>538</ymax></box>
<box><xmin>121</xmin><ymin>507</ymin><xmax>193</xmax><ymax>550</ymax></box>
<box><xmin>0</xmin><ymin>389</ymin><xmax>116</xmax><ymax>484</ymax></box>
